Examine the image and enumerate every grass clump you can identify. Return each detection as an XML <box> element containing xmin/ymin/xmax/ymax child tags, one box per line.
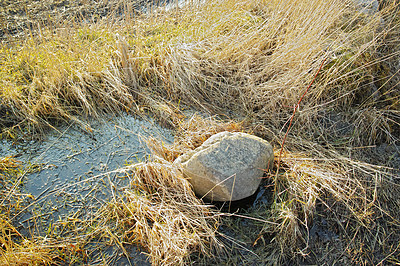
<box><xmin>0</xmin><ymin>215</ymin><xmax>53</xmax><ymax>265</ymax></box>
<box><xmin>103</xmin><ymin>116</ymin><xmax>242</xmax><ymax>264</ymax></box>
<box><xmin>0</xmin><ymin>25</ymin><xmax>135</xmax><ymax>135</ymax></box>
<box><xmin>108</xmin><ymin>160</ymin><xmax>221</xmax><ymax>265</ymax></box>
<box><xmin>0</xmin><ymin>156</ymin><xmax>21</xmax><ymax>184</ymax></box>
<box><xmin>260</xmin><ymin>148</ymin><xmax>380</xmax><ymax>263</ymax></box>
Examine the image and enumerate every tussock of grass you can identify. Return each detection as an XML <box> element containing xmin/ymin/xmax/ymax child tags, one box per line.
<box><xmin>104</xmin><ymin>116</ymin><xmax>243</xmax><ymax>264</ymax></box>
<box><xmin>265</xmin><ymin>149</ymin><xmax>368</xmax><ymax>259</ymax></box>
<box><xmin>108</xmin><ymin>160</ymin><xmax>221</xmax><ymax>265</ymax></box>
<box><xmin>1</xmin><ymin>0</ymin><xmax>399</xmax><ymax>143</ymax></box>
<box><xmin>0</xmin><ymin>25</ymin><xmax>135</xmax><ymax>135</ymax></box>
<box><xmin>253</xmin><ymin>139</ymin><xmax>400</xmax><ymax>263</ymax></box>
<box><xmin>0</xmin><ymin>156</ymin><xmax>21</xmax><ymax>182</ymax></box>
<box><xmin>0</xmin><ymin>155</ymin><xmax>90</xmax><ymax>265</ymax></box>
<box><xmin>0</xmin><ymin>156</ymin><xmax>54</xmax><ymax>265</ymax></box>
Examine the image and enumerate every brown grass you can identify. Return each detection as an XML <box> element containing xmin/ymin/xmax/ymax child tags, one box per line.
<box><xmin>0</xmin><ymin>156</ymin><xmax>54</xmax><ymax>265</ymax></box>
<box><xmin>0</xmin><ymin>0</ymin><xmax>400</xmax><ymax>264</ymax></box>
<box><xmin>1</xmin><ymin>0</ymin><xmax>399</xmax><ymax>143</ymax></box>
<box><xmin>106</xmin><ymin>160</ymin><xmax>221</xmax><ymax>265</ymax></box>
<box><xmin>259</xmin><ymin>146</ymin><xmax>396</xmax><ymax>263</ymax></box>
<box><xmin>0</xmin><ymin>215</ymin><xmax>53</xmax><ymax>265</ymax></box>
<box><xmin>100</xmin><ymin>116</ymin><xmax>243</xmax><ymax>264</ymax></box>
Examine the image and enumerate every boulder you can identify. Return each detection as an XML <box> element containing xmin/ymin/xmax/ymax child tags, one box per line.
<box><xmin>353</xmin><ymin>0</ymin><xmax>379</xmax><ymax>14</ymax></box>
<box><xmin>174</xmin><ymin>131</ymin><xmax>274</xmax><ymax>201</ymax></box>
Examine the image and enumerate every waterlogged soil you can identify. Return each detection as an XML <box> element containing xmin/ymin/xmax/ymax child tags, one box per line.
<box><xmin>1</xmin><ymin>115</ymin><xmax>172</xmax><ymax>264</ymax></box>
<box><xmin>1</xmin><ymin>0</ymin><xmax>400</xmax><ymax>265</ymax></box>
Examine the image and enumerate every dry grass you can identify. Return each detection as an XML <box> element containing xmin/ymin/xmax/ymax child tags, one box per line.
<box><xmin>0</xmin><ymin>215</ymin><xmax>53</xmax><ymax>266</ymax></box>
<box><xmin>259</xmin><ymin>146</ymin><xmax>398</xmax><ymax>263</ymax></box>
<box><xmin>0</xmin><ymin>157</ymin><xmax>55</xmax><ymax>265</ymax></box>
<box><xmin>1</xmin><ymin>0</ymin><xmax>399</xmax><ymax>143</ymax></box>
<box><xmin>0</xmin><ymin>156</ymin><xmax>21</xmax><ymax>183</ymax></box>
<box><xmin>140</xmin><ymin>115</ymin><xmax>399</xmax><ymax>264</ymax></box>
<box><xmin>100</xmin><ymin>117</ymin><xmax>242</xmax><ymax>264</ymax></box>
<box><xmin>1</xmin><ymin>0</ymin><xmax>400</xmax><ymax>264</ymax></box>
<box><xmin>106</xmin><ymin>160</ymin><xmax>221</xmax><ymax>265</ymax></box>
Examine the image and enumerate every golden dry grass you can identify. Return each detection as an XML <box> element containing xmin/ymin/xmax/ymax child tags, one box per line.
<box><xmin>1</xmin><ymin>0</ymin><xmax>399</xmax><ymax>143</ymax></box>
<box><xmin>0</xmin><ymin>215</ymin><xmax>53</xmax><ymax>266</ymax></box>
<box><xmin>109</xmin><ymin>160</ymin><xmax>221</xmax><ymax>265</ymax></box>
<box><xmin>0</xmin><ymin>157</ymin><xmax>54</xmax><ymax>265</ymax></box>
<box><xmin>0</xmin><ymin>0</ymin><xmax>400</xmax><ymax>264</ymax></box>
<box><xmin>99</xmin><ymin>117</ymin><xmax>243</xmax><ymax>264</ymax></box>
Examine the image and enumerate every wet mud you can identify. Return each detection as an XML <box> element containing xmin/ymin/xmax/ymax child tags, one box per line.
<box><xmin>1</xmin><ymin>114</ymin><xmax>172</xmax><ymax>264</ymax></box>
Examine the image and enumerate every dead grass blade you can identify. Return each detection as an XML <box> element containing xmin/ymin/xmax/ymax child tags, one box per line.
<box><xmin>106</xmin><ymin>160</ymin><xmax>222</xmax><ymax>265</ymax></box>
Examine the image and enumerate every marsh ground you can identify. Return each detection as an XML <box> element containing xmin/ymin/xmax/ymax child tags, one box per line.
<box><xmin>1</xmin><ymin>0</ymin><xmax>400</xmax><ymax>265</ymax></box>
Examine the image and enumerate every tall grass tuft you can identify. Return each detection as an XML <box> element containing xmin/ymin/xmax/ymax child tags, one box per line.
<box><xmin>108</xmin><ymin>160</ymin><xmax>222</xmax><ymax>265</ymax></box>
<box><xmin>104</xmin><ymin>116</ymin><xmax>243</xmax><ymax>264</ymax></box>
<box><xmin>1</xmin><ymin>0</ymin><xmax>399</xmax><ymax>144</ymax></box>
<box><xmin>0</xmin><ymin>215</ymin><xmax>53</xmax><ymax>265</ymax></box>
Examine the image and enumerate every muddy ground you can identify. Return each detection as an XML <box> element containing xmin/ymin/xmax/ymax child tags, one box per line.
<box><xmin>1</xmin><ymin>0</ymin><xmax>400</xmax><ymax>265</ymax></box>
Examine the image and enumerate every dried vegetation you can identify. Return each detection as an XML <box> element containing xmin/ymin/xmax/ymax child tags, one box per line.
<box><xmin>1</xmin><ymin>0</ymin><xmax>400</xmax><ymax>264</ymax></box>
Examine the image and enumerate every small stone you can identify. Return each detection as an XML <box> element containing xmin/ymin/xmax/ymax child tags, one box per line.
<box><xmin>175</xmin><ymin>131</ymin><xmax>274</xmax><ymax>201</ymax></box>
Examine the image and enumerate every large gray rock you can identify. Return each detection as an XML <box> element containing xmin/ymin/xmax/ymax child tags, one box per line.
<box><xmin>174</xmin><ymin>131</ymin><xmax>274</xmax><ymax>201</ymax></box>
